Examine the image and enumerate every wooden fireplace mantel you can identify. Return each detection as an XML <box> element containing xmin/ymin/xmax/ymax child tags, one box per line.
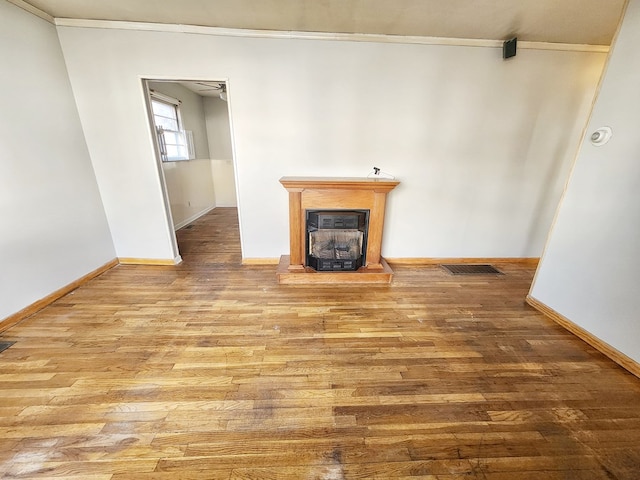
<box><xmin>277</xmin><ymin>176</ymin><xmax>400</xmax><ymax>284</ymax></box>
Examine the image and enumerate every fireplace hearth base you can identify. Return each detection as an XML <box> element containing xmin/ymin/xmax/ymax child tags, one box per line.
<box><xmin>276</xmin><ymin>255</ymin><xmax>394</xmax><ymax>284</ymax></box>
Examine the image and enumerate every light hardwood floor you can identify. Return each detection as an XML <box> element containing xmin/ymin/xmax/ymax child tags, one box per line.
<box><xmin>1</xmin><ymin>207</ymin><xmax>640</xmax><ymax>479</ymax></box>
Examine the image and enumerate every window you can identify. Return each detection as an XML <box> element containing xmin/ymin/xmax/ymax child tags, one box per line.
<box><xmin>150</xmin><ymin>92</ymin><xmax>194</xmax><ymax>162</ymax></box>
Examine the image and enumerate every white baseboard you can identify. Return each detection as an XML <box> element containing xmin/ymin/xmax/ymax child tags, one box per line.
<box><xmin>174</xmin><ymin>205</ymin><xmax>216</xmax><ymax>230</ymax></box>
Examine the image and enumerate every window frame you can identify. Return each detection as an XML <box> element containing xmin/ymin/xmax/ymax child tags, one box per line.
<box><xmin>149</xmin><ymin>91</ymin><xmax>194</xmax><ymax>162</ymax></box>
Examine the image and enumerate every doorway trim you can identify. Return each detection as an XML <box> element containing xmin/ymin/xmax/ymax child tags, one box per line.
<box><xmin>140</xmin><ymin>76</ymin><xmax>242</xmax><ymax>263</ymax></box>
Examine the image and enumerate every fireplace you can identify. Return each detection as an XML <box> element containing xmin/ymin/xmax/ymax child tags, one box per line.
<box><xmin>306</xmin><ymin>210</ymin><xmax>369</xmax><ymax>271</ymax></box>
<box><xmin>278</xmin><ymin>177</ymin><xmax>399</xmax><ymax>284</ymax></box>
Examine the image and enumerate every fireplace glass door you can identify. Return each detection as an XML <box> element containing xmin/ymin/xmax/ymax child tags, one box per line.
<box><xmin>306</xmin><ymin>210</ymin><xmax>369</xmax><ymax>271</ymax></box>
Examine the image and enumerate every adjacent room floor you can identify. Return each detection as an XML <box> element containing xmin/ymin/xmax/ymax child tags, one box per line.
<box><xmin>1</xmin><ymin>207</ymin><xmax>639</xmax><ymax>479</ymax></box>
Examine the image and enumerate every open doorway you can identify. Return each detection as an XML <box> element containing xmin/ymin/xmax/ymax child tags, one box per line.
<box><xmin>143</xmin><ymin>79</ymin><xmax>239</xmax><ymax>260</ymax></box>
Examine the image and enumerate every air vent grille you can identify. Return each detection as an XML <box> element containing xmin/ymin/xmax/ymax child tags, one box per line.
<box><xmin>441</xmin><ymin>264</ymin><xmax>503</xmax><ymax>275</ymax></box>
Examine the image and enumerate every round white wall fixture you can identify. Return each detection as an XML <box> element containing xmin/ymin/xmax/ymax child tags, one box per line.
<box><xmin>590</xmin><ymin>126</ymin><xmax>613</xmax><ymax>146</ymax></box>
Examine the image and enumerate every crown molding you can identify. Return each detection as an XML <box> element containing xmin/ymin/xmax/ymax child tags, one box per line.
<box><xmin>6</xmin><ymin>0</ymin><xmax>54</xmax><ymax>23</ymax></box>
<box><xmin>54</xmin><ymin>18</ymin><xmax>609</xmax><ymax>53</ymax></box>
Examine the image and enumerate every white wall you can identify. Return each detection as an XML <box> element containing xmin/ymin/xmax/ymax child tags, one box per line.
<box><xmin>56</xmin><ymin>24</ymin><xmax>606</xmax><ymax>261</ymax></box>
<box><xmin>204</xmin><ymin>96</ymin><xmax>233</xmax><ymax>160</ymax></box>
<box><xmin>149</xmin><ymin>81</ymin><xmax>217</xmax><ymax>228</ymax></box>
<box><xmin>530</xmin><ymin>0</ymin><xmax>640</xmax><ymax>363</ymax></box>
<box><xmin>0</xmin><ymin>1</ymin><xmax>115</xmax><ymax>321</ymax></box>
<box><xmin>204</xmin><ymin>97</ymin><xmax>237</xmax><ymax>207</ymax></box>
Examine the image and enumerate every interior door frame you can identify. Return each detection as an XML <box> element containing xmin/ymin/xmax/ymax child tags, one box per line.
<box><xmin>140</xmin><ymin>76</ymin><xmax>241</xmax><ymax>263</ymax></box>
<box><xmin>141</xmin><ymin>78</ymin><xmax>181</xmax><ymax>263</ymax></box>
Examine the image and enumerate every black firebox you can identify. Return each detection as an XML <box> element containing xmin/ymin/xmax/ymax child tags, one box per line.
<box><xmin>306</xmin><ymin>210</ymin><xmax>369</xmax><ymax>271</ymax></box>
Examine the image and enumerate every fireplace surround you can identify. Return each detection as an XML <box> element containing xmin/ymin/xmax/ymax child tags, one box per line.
<box><xmin>278</xmin><ymin>176</ymin><xmax>399</xmax><ymax>284</ymax></box>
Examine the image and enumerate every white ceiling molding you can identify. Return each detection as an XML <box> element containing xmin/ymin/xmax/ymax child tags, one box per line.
<box><xmin>518</xmin><ymin>41</ymin><xmax>608</xmax><ymax>53</ymax></box>
<box><xmin>21</xmin><ymin>0</ymin><xmax>628</xmax><ymax>46</ymax></box>
<box><xmin>54</xmin><ymin>18</ymin><xmax>609</xmax><ymax>53</ymax></box>
<box><xmin>6</xmin><ymin>0</ymin><xmax>54</xmax><ymax>23</ymax></box>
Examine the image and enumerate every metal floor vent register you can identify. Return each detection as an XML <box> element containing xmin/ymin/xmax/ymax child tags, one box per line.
<box><xmin>0</xmin><ymin>341</ymin><xmax>15</xmax><ymax>354</ymax></box>
<box><xmin>441</xmin><ymin>264</ymin><xmax>503</xmax><ymax>275</ymax></box>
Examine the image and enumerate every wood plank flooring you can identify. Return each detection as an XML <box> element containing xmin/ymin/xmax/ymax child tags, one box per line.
<box><xmin>2</xmin><ymin>207</ymin><xmax>640</xmax><ymax>479</ymax></box>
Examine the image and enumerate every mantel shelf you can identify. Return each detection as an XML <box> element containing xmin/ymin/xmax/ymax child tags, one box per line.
<box><xmin>280</xmin><ymin>176</ymin><xmax>400</xmax><ymax>192</ymax></box>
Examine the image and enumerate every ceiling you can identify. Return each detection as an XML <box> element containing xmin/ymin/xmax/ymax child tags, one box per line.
<box><xmin>147</xmin><ymin>80</ymin><xmax>227</xmax><ymax>98</ymax></box>
<box><xmin>179</xmin><ymin>81</ymin><xmax>226</xmax><ymax>98</ymax></box>
<box><xmin>19</xmin><ymin>0</ymin><xmax>627</xmax><ymax>46</ymax></box>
